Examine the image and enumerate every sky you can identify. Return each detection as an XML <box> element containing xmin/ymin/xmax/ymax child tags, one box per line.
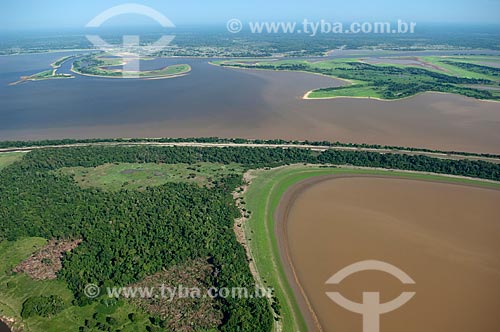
<box><xmin>2</xmin><ymin>0</ymin><xmax>500</xmax><ymax>30</ymax></box>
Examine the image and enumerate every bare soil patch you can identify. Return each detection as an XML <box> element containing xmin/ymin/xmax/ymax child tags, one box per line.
<box><xmin>127</xmin><ymin>258</ymin><xmax>222</xmax><ymax>332</ymax></box>
<box><xmin>13</xmin><ymin>239</ymin><xmax>81</xmax><ymax>280</ymax></box>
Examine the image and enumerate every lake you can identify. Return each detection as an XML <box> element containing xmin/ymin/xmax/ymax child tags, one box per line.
<box><xmin>282</xmin><ymin>176</ymin><xmax>500</xmax><ymax>332</ymax></box>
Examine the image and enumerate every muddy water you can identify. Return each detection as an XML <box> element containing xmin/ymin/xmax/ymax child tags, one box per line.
<box><xmin>362</xmin><ymin>58</ymin><xmax>424</xmax><ymax>66</ymax></box>
<box><xmin>1</xmin><ymin>53</ymin><xmax>500</xmax><ymax>153</ymax></box>
<box><xmin>285</xmin><ymin>177</ymin><xmax>500</xmax><ymax>332</ymax></box>
<box><xmin>0</xmin><ymin>320</ymin><xmax>10</xmax><ymax>332</ymax></box>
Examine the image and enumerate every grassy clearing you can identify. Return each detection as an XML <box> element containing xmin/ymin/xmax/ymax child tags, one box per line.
<box><xmin>119</xmin><ymin>64</ymin><xmax>191</xmax><ymax>78</ymax></box>
<box><xmin>24</xmin><ymin>299</ymin><xmax>151</xmax><ymax>332</ymax></box>
<box><xmin>0</xmin><ymin>238</ymin><xmax>152</xmax><ymax>332</ymax></box>
<box><xmin>243</xmin><ymin>165</ymin><xmax>500</xmax><ymax>332</ymax></box>
<box><xmin>421</xmin><ymin>56</ymin><xmax>500</xmax><ymax>81</ymax></box>
<box><xmin>28</xmin><ymin>71</ymin><xmax>72</xmax><ymax>81</ymax></box>
<box><xmin>0</xmin><ymin>152</ymin><xmax>25</xmax><ymax>170</ymax></box>
<box><xmin>0</xmin><ymin>237</ymin><xmax>73</xmax><ymax>327</ymax></box>
<box><xmin>220</xmin><ymin>56</ymin><xmax>500</xmax><ymax>101</ymax></box>
<box><xmin>95</xmin><ymin>55</ymin><xmax>125</xmax><ymax>67</ymax></box>
<box><xmin>308</xmin><ymin>84</ymin><xmax>381</xmax><ymax>98</ymax></box>
<box><xmin>148</xmin><ymin>64</ymin><xmax>191</xmax><ymax>76</ymax></box>
<box><xmin>60</xmin><ymin>162</ymin><xmax>245</xmax><ymax>191</ymax></box>
<box><xmin>0</xmin><ymin>238</ymin><xmax>47</xmax><ymax>274</ymax></box>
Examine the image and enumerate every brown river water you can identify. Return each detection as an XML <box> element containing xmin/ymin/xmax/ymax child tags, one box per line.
<box><xmin>283</xmin><ymin>177</ymin><xmax>500</xmax><ymax>332</ymax></box>
<box><xmin>1</xmin><ymin>53</ymin><xmax>499</xmax><ymax>154</ymax></box>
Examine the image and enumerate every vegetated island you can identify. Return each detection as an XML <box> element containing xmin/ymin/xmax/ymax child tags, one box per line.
<box><xmin>71</xmin><ymin>53</ymin><xmax>191</xmax><ymax>79</ymax></box>
<box><xmin>9</xmin><ymin>55</ymin><xmax>75</xmax><ymax>85</ymax></box>
<box><xmin>215</xmin><ymin>55</ymin><xmax>500</xmax><ymax>101</ymax></box>
<box><xmin>0</xmin><ymin>143</ymin><xmax>499</xmax><ymax>332</ymax></box>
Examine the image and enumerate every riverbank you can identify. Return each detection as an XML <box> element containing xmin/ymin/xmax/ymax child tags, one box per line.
<box><xmin>243</xmin><ymin>165</ymin><xmax>500</xmax><ymax>332</ymax></box>
<box><xmin>219</xmin><ymin>57</ymin><xmax>500</xmax><ymax>102</ymax></box>
<box><xmin>303</xmin><ymin>89</ymin><xmax>500</xmax><ymax>104</ymax></box>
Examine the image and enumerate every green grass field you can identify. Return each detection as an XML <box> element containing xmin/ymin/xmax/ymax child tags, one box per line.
<box><xmin>308</xmin><ymin>84</ymin><xmax>382</xmax><ymax>99</ymax></box>
<box><xmin>95</xmin><ymin>55</ymin><xmax>125</xmax><ymax>67</ymax></box>
<box><xmin>60</xmin><ymin>162</ymin><xmax>245</xmax><ymax>191</ymax></box>
<box><xmin>243</xmin><ymin>165</ymin><xmax>500</xmax><ymax>332</ymax></box>
<box><xmin>421</xmin><ymin>56</ymin><xmax>500</xmax><ymax>81</ymax></box>
<box><xmin>28</xmin><ymin>70</ymin><xmax>73</xmax><ymax>81</ymax></box>
<box><xmin>146</xmin><ymin>64</ymin><xmax>191</xmax><ymax>76</ymax></box>
<box><xmin>119</xmin><ymin>64</ymin><xmax>192</xmax><ymax>78</ymax></box>
<box><xmin>0</xmin><ymin>152</ymin><xmax>25</xmax><ymax>170</ymax></box>
<box><xmin>0</xmin><ymin>237</ymin><xmax>73</xmax><ymax>330</ymax></box>
<box><xmin>219</xmin><ymin>56</ymin><xmax>500</xmax><ymax>101</ymax></box>
<box><xmin>0</xmin><ymin>237</ymin><xmax>153</xmax><ymax>332</ymax></box>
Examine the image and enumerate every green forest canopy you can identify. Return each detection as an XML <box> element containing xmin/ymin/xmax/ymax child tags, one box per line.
<box><xmin>1</xmin><ymin>145</ymin><xmax>499</xmax><ymax>331</ymax></box>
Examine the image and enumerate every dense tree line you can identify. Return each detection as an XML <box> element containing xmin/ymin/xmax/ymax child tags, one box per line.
<box><xmin>316</xmin><ymin>150</ymin><xmax>500</xmax><ymax>180</ymax></box>
<box><xmin>1</xmin><ymin>137</ymin><xmax>498</xmax><ymax>159</ymax></box>
<box><xmin>17</xmin><ymin>146</ymin><xmax>500</xmax><ymax>181</ymax></box>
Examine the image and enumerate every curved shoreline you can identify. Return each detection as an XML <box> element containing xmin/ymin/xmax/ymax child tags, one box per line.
<box><xmin>70</xmin><ymin>61</ymin><xmax>192</xmax><ymax>80</ymax></box>
<box><xmin>212</xmin><ymin>60</ymin><xmax>500</xmax><ymax>104</ymax></box>
<box><xmin>303</xmin><ymin>89</ymin><xmax>500</xmax><ymax>104</ymax></box>
<box><xmin>70</xmin><ymin>67</ymin><xmax>191</xmax><ymax>80</ymax></box>
<box><xmin>273</xmin><ymin>173</ymin><xmax>500</xmax><ymax>332</ymax></box>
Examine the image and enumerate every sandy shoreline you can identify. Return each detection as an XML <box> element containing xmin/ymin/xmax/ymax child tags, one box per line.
<box><xmin>303</xmin><ymin>89</ymin><xmax>500</xmax><ymax>103</ymax></box>
<box><xmin>274</xmin><ymin>174</ymin><xmax>500</xmax><ymax>332</ymax></box>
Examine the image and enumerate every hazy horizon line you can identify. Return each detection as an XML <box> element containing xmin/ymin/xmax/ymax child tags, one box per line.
<box><xmin>2</xmin><ymin>21</ymin><xmax>500</xmax><ymax>33</ymax></box>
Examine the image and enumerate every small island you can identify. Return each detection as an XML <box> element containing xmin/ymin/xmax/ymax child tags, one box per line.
<box><xmin>10</xmin><ymin>55</ymin><xmax>75</xmax><ymax>85</ymax></box>
<box><xmin>71</xmin><ymin>53</ymin><xmax>191</xmax><ymax>79</ymax></box>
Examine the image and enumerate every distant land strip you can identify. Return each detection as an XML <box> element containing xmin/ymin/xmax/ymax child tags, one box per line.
<box><xmin>0</xmin><ymin>138</ymin><xmax>499</xmax><ymax>164</ymax></box>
